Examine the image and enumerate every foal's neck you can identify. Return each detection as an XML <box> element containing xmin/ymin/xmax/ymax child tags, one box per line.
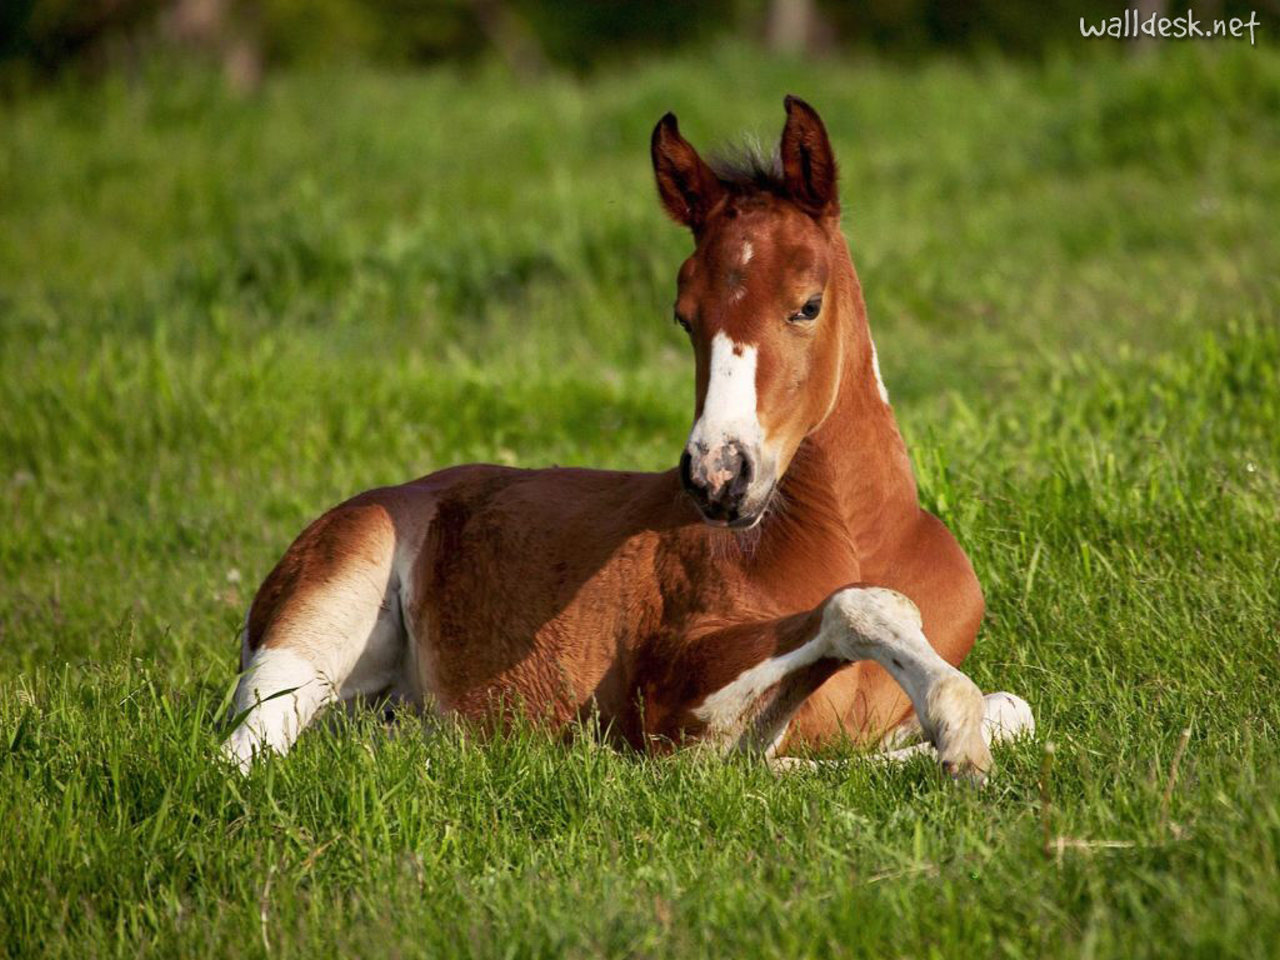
<box><xmin>779</xmin><ymin>245</ymin><xmax>920</xmax><ymax>560</ymax></box>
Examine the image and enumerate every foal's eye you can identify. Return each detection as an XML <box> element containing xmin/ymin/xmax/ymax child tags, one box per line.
<box><xmin>790</xmin><ymin>295</ymin><xmax>823</xmax><ymax>323</ymax></box>
<box><xmin>673</xmin><ymin>310</ymin><xmax>692</xmax><ymax>333</ymax></box>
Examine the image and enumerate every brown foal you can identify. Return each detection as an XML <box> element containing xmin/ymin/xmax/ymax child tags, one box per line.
<box><xmin>224</xmin><ymin>96</ymin><xmax>1033</xmax><ymax>780</ymax></box>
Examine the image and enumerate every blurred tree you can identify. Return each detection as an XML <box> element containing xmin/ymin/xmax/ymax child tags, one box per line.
<box><xmin>2</xmin><ymin>0</ymin><xmax>165</xmax><ymax>79</ymax></box>
<box><xmin>257</xmin><ymin>0</ymin><xmax>480</xmax><ymax>67</ymax></box>
<box><xmin>2</xmin><ymin>0</ymin><xmax>1274</xmax><ymax>92</ymax></box>
<box><xmin>163</xmin><ymin>0</ymin><xmax>262</xmax><ymax>92</ymax></box>
<box><xmin>469</xmin><ymin>0</ymin><xmax>547</xmax><ymax>80</ymax></box>
<box><xmin>512</xmin><ymin>0</ymin><xmax>736</xmax><ymax>72</ymax></box>
<box><xmin>766</xmin><ymin>0</ymin><xmax>813</xmax><ymax>54</ymax></box>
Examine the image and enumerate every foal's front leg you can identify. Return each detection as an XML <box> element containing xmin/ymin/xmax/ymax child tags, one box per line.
<box><xmin>652</xmin><ymin>586</ymin><xmax>992</xmax><ymax>781</ymax></box>
<box><xmin>822</xmin><ymin>587</ymin><xmax>992</xmax><ymax>779</ymax></box>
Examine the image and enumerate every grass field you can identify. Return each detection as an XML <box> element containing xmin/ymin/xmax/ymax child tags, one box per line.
<box><xmin>2</xmin><ymin>41</ymin><xmax>1279</xmax><ymax>958</ymax></box>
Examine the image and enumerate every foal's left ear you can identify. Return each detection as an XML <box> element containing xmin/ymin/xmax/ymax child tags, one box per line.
<box><xmin>780</xmin><ymin>95</ymin><xmax>839</xmax><ymax>217</ymax></box>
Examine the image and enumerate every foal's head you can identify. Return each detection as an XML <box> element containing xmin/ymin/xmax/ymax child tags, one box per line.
<box><xmin>652</xmin><ymin>96</ymin><xmax>847</xmax><ymax>529</ymax></box>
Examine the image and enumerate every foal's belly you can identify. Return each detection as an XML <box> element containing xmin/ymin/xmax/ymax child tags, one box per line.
<box><xmin>393</xmin><ymin>464</ymin><xmax>686</xmax><ymax>726</ymax></box>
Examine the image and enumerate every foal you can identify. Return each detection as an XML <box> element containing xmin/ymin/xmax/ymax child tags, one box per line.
<box><xmin>224</xmin><ymin>97</ymin><xmax>1032</xmax><ymax>780</ymax></box>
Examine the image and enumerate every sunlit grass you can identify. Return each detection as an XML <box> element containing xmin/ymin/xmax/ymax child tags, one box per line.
<box><xmin>1</xmin><ymin>41</ymin><xmax>1278</xmax><ymax>958</ymax></box>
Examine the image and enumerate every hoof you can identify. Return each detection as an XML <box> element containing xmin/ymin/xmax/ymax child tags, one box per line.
<box><xmin>924</xmin><ymin>674</ymin><xmax>993</xmax><ymax>785</ymax></box>
<box><xmin>982</xmin><ymin>692</ymin><xmax>1035</xmax><ymax>746</ymax></box>
<box><xmin>767</xmin><ymin>756</ymin><xmax>821</xmax><ymax>775</ymax></box>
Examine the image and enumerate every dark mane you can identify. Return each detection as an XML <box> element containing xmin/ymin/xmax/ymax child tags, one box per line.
<box><xmin>708</xmin><ymin>141</ymin><xmax>785</xmax><ymax>196</ymax></box>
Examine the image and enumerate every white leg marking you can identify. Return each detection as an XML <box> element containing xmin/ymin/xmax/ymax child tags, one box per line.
<box><xmin>693</xmin><ymin>637</ymin><xmax>832</xmax><ymax>748</ymax></box>
<box><xmin>768</xmin><ymin>756</ymin><xmax>820</xmax><ymax>774</ymax></box>
<box><xmin>690</xmin><ymin>588</ymin><xmax>999</xmax><ymax>780</ymax></box>
<box><xmin>878</xmin><ymin>692</ymin><xmax>1035</xmax><ymax>766</ymax></box>
<box><xmin>222</xmin><ymin>648</ymin><xmax>333</xmax><ymax>773</ymax></box>
<box><xmin>821</xmin><ymin>587</ymin><xmax>991</xmax><ymax>781</ymax></box>
<box><xmin>773</xmin><ymin>689</ymin><xmax>1034</xmax><ymax>776</ymax></box>
<box><xmin>875</xmin><ymin>741</ymin><xmax>936</xmax><ymax>765</ymax></box>
<box><xmin>879</xmin><ymin>710</ymin><xmax>925</xmax><ymax>751</ymax></box>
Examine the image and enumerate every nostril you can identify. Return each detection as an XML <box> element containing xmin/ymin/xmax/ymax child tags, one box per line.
<box><xmin>727</xmin><ymin>450</ymin><xmax>754</xmax><ymax>501</ymax></box>
<box><xmin>679</xmin><ymin>450</ymin><xmax>696</xmax><ymax>493</ymax></box>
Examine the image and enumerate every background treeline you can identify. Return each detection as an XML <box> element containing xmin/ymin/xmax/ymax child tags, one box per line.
<box><xmin>3</xmin><ymin>0</ymin><xmax>1272</xmax><ymax>91</ymax></box>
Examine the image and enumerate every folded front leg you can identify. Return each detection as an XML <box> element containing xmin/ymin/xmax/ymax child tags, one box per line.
<box><xmin>881</xmin><ymin>691</ymin><xmax>1035</xmax><ymax>754</ymax></box>
<box><xmin>635</xmin><ymin>585</ymin><xmax>992</xmax><ymax>782</ymax></box>
<box><xmin>819</xmin><ymin>587</ymin><xmax>992</xmax><ymax>781</ymax></box>
<box><xmin>633</xmin><ymin>604</ymin><xmax>839</xmax><ymax>757</ymax></box>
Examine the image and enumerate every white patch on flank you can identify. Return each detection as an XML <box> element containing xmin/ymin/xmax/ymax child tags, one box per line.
<box><xmin>222</xmin><ymin>647</ymin><xmax>333</xmax><ymax>774</ymax></box>
<box><xmin>740</xmin><ymin>240</ymin><xmax>754</xmax><ymax>265</ymax></box>
<box><xmin>870</xmin><ymin>338</ymin><xmax>890</xmax><ymax>405</ymax></box>
<box><xmin>688</xmin><ymin>332</ymin><xmax>762</xmax><ymax>452</ymax></box>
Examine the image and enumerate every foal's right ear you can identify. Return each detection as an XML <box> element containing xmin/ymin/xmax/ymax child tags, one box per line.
<box><xmin>651</xmin><ymin>113</ymin><xmax>725</xmax><ymax>232</ymax></box>
<box><xmin>780</xmin><ymin>95</ymin><xmax>838</xmax><ymax>217</ymax></box>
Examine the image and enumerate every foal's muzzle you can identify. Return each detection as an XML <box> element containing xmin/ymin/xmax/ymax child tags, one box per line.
<box><xmin>680</xmin><ymin>440</ymin><xmax>762</xmax><ymax>528</ymax></box>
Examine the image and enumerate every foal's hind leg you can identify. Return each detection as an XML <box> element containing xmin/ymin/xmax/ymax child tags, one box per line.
<box><xmin>222</xmin><ymin>502</ymin><xmax>409</xmax><ymax>773</ymax></box>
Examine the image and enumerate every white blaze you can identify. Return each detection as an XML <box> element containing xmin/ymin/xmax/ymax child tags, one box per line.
<box><xmin>689</xmin><ymin>332</ymin><xmax>762</xmax><ymax>451</ymax></box>
<box><xmin>740</xmin><ymin>240</ymin><xmax>754</xmax><ymax>265</ymax></box>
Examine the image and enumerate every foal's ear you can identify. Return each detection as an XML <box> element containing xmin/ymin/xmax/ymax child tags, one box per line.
<box><xmin>651</xmin><ymin>113</ymin><xmax>725</xmax><ymax>232</ymax></box>
<box><xmin>780</xmin><ymin>95</ymin><xmax>839</xmax><ymax>217</ymax></box>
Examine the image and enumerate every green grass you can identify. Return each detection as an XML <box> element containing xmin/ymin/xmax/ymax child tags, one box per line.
<box><xmin>2</xmin><ymin>41</ymin><xmax>1279</xmax><ymax>958</ymax></box>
